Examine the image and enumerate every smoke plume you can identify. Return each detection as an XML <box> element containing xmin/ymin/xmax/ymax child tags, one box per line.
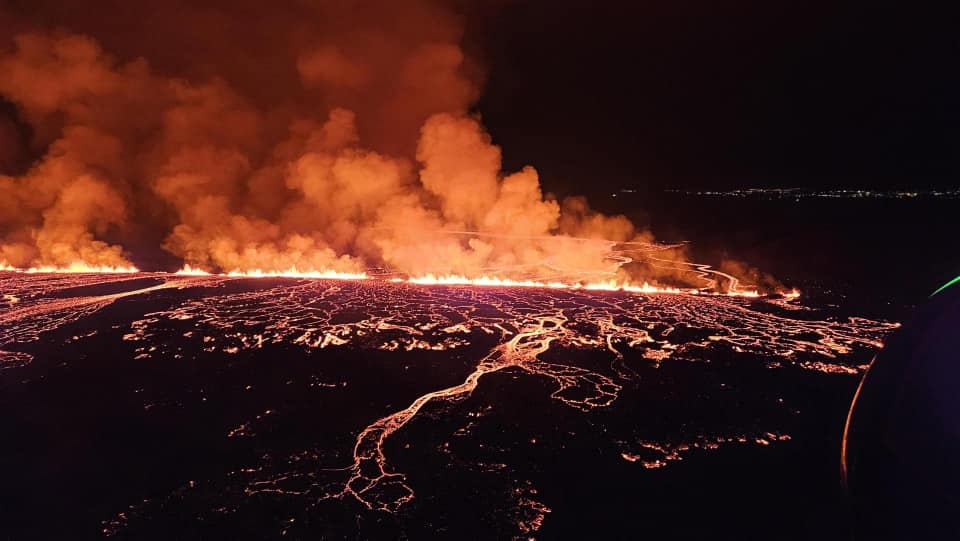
<box><xmin>0</xmin><ymin>1</ymin><xmax>716</xmax><ymax>287</ymax></box>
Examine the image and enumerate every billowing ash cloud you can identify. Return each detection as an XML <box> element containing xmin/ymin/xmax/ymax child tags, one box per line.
<box><xmin>0</xmin><ymin>1</ymin><xmax>672</xmax><ymax>284</ymax></box>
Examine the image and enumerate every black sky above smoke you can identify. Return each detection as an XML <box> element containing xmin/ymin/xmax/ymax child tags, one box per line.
<box><xmin>473</xmin><ymin>0</ymin><xmax>958</xmax><ymax>192</ymax></box>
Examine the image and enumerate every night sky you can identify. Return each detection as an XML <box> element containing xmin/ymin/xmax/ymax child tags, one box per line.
<box><xmin>471</xmin><ymin>0</ymin><xmax>958</xmax><ymax>194</ymax></box>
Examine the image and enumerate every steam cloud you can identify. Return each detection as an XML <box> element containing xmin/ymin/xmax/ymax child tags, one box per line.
<box><xmin>0</xmin><ymin>1</ymin><xmax>716</xmax><ymax>287</ymax></box>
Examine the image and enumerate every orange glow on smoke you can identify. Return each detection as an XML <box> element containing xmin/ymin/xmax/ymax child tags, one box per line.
<box><xmin>0</xmin><ymin>11</ymin><xmax>797</xmax><ymax>307</ymax></box>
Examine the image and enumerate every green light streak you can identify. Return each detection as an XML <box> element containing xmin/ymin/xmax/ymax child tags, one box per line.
<box><xmin>931</xmin><ymin>275</ymin><xmax>960</xmax><ymax>297</ymax></box>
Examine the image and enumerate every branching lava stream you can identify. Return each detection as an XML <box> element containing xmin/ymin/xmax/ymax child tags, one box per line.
<box><xmin>0</xmin><ymin>271</ymin><xmax>897</xmax><ymax>536</ymax></box>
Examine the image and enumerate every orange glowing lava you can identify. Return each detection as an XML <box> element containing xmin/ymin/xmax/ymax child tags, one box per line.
<box><xmin>2</xmin><ymin>264</ymin><xmax>798</xmax><ymax>298</ymax></box>
<box><xmin>174</xmin><ymin>265</ymin><xmax>367</xmax><ymax>280</ymax></box>
<box><xmin>2</xmin><ymin>271</ymin><xmax>890</xmax><ymax>531</ymax></box>
<box><xmin>404</xmin><ymin>274</ymin><xmax>684</xmax><ymax>293</ymax></box>
<box><xmin>782</xmin><ymin>289</ymin><xmax>801</xmax><ymax>300</ymax></box>
<box><xmin>1</xmin><ymin>262</ymin><xmax>140</xmax><ymax>274</ymax></box>
<box><xmin>400</xmin><ymin>274</ymin><xmax>775</xmax><ymax>297</ymax></box>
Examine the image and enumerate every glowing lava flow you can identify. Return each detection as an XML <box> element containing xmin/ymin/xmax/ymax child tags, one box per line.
<box><xmin>0</xmin><ymin>272</ymin><xmax>896</xmax><ymax>536</ymax></box>
<box><xmin>309</xmin><ymin>309</ymin><xmax>621</xmax><ymax>512</ymax></box>
<box><xmin>0</xmin><ymin>275</ymin><xmax>207</xmax><ymax>368</ymax></box>
<box><xmin>399</xmin><ymin>274</ymin><xmax>783</xmax><ymax>297</ymax></box>
<box><xmin>1</xmin><ymin>262</ymin><xmax>140</xmax><ymax>273</ymax></box>
<box><xmin>173</xmin><ymin>267</ymin><xmax>779</xmax><ymax>296</ymax></box>
<box><xmin>174</xmin><ymin>265</ymin><xmax>367</xmax><ymax>280</ymax></box>
<box><xmin>402</xmin><ymin>274</ymin><xmax>684</xmax><ymax>294</ymax></box>
<box><xmin>143</xmin><ymin>278</ymin><xmax>888</xmax><ymax>515</ymax></box>
<box><xmin>5</xmin><ymin>263</ymin><xmax>790</xmax><ymax>297</ymax></box>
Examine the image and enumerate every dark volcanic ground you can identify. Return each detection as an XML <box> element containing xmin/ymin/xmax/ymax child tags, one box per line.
<box><xmin>0</xmin><ymin>269</ymin><xmax>897</xmax><ymax>540</ymax></box>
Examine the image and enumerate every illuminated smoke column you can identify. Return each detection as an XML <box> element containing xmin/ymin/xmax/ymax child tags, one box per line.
<box><xmin>0</xmin><ymin>1</ymin><xmax>772</xmax><ymax>292</ymax></box>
